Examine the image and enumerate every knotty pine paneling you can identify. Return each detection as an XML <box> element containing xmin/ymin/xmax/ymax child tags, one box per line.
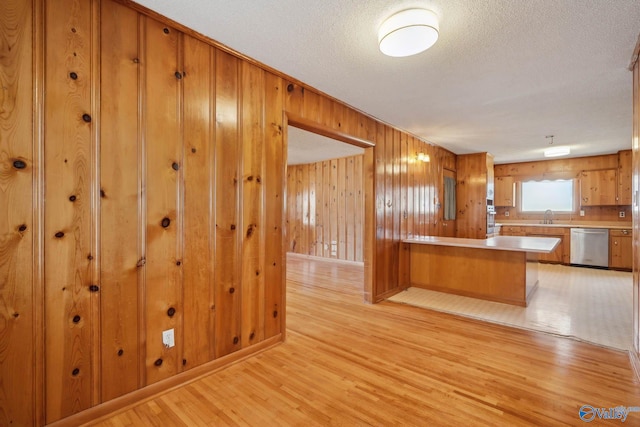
<box><xmin>44</xmin><ymin>0</ymin><xmax>96</xmax><ymax>422</ymax></box>
<box><xmin>240</xmin><ymin>61</ymin><xmax>265</xmax><ymax>347</ymax></box>
<box><xmin>263</xmin><ymin>72</ymin><xmax>284</xmax><ymax>339</ymax></box>
<box><xmin>287</xmin><ymin>154</ymin><xmax>364</xmax><ymax>262</ymax></box>
<box><xmin>0</xmin><ymin>0</ymin><xmax>36</xmax><ymax>425</ymax></box>
<box><xmin>632</xmin><ymin>43</ymin><xmax>639</xmax><ymax>353</ymax></box>
<box><xmin>214</xmin><ymin>49</ymin><xmax>242</xmax><ymax>358</ymax></box>
<box><xmin>182</xmin><ymin>34</ymin><xmax>214</xmax><ymax>368</ymax></box>
<box><xmin>99</xmin><ymin>0</ymin><xmax>140</xmax><ymax>401</ymax></box>
<box><xmin>143</xmin><ymin>17</ymin><xmax>182</xmax><ymax>385</ymax></box>
<box><xmin>494</xmin><ymin>153</ymin><xmax>632</xmax><ymax>222</ymax></box>
<box><xmin>3</xmin><ymin>0</ymin><xmax>459</xmax><ymax>423</ymax></box>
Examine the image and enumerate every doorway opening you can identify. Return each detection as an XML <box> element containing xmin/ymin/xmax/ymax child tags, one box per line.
<box><xmin>284</xmin><ymin>116</ymin><xmax>375</xmax><ymax>303</ymax></box>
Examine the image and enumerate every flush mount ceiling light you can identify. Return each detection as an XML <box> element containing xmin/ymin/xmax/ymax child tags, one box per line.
<box><xmin>543</xmin><ymin>135</ymin><xmax>571</xmax><ymax>157</ymax></box>
<box><xmin>379</xmin><ymin>9</ymin><xmax>439</xmax><ymax>57</ymax></box>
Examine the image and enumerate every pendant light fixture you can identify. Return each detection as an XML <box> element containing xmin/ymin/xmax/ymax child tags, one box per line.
<box><xmin>379</xmin><ymin>9</ymin><xmax>439</xmax><ymax>57</ymax></box>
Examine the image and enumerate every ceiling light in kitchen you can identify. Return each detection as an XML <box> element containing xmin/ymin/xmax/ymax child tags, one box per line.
<box><xmin>544</xmin><ymin>146</ymin><xmax>571</xmax><ymax>157</ymax></box>
<box><xmin>379</xmin><ymin>9</ymin><xmax>439</xmax><ymax>57</ymax></box>
<box><xmin>543</xmin><ymin>135</ymin><xmax>570</xmax><ymax>157</ymax></box>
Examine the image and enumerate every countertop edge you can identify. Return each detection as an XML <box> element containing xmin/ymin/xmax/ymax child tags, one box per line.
<box><xmin>403</xmin><ymin>236</ymin><xmax>560</xmax><ymax>254</ymax></box>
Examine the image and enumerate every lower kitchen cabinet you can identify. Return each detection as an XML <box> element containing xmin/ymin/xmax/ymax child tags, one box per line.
<box><xmin>501</xmin><ymin>226</ymin><xmax>569</xmax><ymax>264</ymax></box>
<box><xmin>610</xmin><ymin>229</ymin><xmax>632</xmax><ymax>270</ymax></box>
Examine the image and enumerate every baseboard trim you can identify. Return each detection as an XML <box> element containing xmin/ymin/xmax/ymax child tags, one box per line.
<box><xmin>47</xmin><ymin>334</ymin><xmax>283</xmax><ymax>427</ymax></box>
<box><xmin>286</xmin><ymin>252</ymin><xmax>364</xmax><ymax>266</ymax></box>
<box><xmin>374</xmin><ymin>287</ymin><xmax>404</xmax><ymax>303</ymax></box>
<box><xmin>629</xmin><ymin>349</ymin><xmax>640</xmax><ymax>383</ymax></box>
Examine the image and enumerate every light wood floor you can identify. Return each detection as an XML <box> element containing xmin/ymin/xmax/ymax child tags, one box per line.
<box><xmin>89</xmin><ymin>254</ymin><xmax>640</xmax><ymax>426</ymax></box>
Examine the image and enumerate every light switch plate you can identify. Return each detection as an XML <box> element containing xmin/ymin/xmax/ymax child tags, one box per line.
<box><xmin>580</xmin><ymin>210</ymin><xmax>585</xmax><ymax>217</ymax></box>
<box><xmin>504</xmin><ymin>211</ymin><xmax>509</xmax><ymax>217</ymax></box>
<box><xmin>162</xmin><ymin>329</ymin><xmax>175</xmax><ymax>348</ymax></box>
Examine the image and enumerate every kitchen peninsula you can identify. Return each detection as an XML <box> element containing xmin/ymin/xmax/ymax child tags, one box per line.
<box><xmin>400</xmin><ymin>236</ymin><xmax>560</xmax><ymax>306</ymax></box>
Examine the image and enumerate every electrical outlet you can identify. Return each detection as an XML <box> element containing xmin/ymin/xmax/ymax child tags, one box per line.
<box><xmin>619</xmin><ymin>211</ymin><xmax>626</xmax><ymax>218</ymax></box>
<box><xmin>504</xmin><ymin>211</ymin><xmax>510</xmax><ymax>217</ymax></box>
<box><xmin>580</xmin><ymin>210</ymin><xmax>585</xmax><ymax>217</ymax></box>
<box><xmin>162</xmin><ymin>329</ymin><xmax>175</xmax><ymax>348</ymax></box>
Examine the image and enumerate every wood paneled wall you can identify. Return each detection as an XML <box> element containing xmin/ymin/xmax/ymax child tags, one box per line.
<box><xmin>494</xmin><ymin>154</ymin><xmax>631</xmax><ymax>222</ymax></box>
<box><xmin>287</xmin><ymin>155</ymin><xmax>364</xmax><ymax>262</ymax></box>
<box><xmin>0</xmin><ymin>0</ymin><xmax>455</xmax><ymax>424</ymax></box>
<box><xmin>631</xmin><ymin>37</ymin><xmax>639</xmax><ymax>354</ymax></box>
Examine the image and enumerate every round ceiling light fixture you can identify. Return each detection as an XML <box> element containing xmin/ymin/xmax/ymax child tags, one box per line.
<box><xmin>378</xmin><ymin>9</ymin><xmax>439</xmax><ymax>57</ymax></box>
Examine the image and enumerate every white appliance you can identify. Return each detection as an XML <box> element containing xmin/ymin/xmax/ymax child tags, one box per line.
<box><xmin>570</xmin><ymin>228</ymin><xmax>609</xmax><ymax>267</ymax></box>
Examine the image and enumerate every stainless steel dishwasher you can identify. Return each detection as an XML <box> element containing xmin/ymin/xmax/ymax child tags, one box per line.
<box><xmin>570</xmin><ymin>228</ymin><xmax>609</xmax><ymax>267</ymax></box>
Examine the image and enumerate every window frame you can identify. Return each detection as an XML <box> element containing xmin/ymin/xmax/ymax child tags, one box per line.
<box><xmin>518</xmin><ymin>178</ymin><xmax>577</xmax><ymax>214</ymax></box>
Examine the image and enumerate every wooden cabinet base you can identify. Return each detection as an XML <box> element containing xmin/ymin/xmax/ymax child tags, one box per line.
<box><xmin>402</xmin><ymin>243</ymin><xmax>539</xmax><ymax>307</ymax></box>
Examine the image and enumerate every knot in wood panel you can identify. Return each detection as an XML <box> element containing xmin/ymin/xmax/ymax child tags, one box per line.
<box><xmin>54</xmin><ymin>231</ymin><xmax>64</xmax><ymax>238</ymax></box>
<box><xmin>154</xmin><ymin>359</ymin><xmax>163</xmax><ymax>366</ymax></box>
<box><xmin>233</xmin><ymin>337</ymin><xmax>239</xmax><ymax>345</ymax></box>
<box><xmin>161</xmin><ymin>217</ymin><xmax>171</xmax><ymax>228</ymax></box>
<box><xmin>167</xmin><ymin>307</ymin><xmax>176</xmax><ymax>317</ymax></box>
<box><xmin>136</xmin><ymin>258</ymin><xmax>146</xmax><ymax>267</ymax></box>
<box><xmin>82</xmin><ymin>113</ymin><xmax>92</xmax><ymax>123</ymax></box>
<box><xmin>72</xmin><ymin>315</ymin><xmax>81</xmax><ymax>323</ymax></box>
<box><xmin>69</xmin><ymin>195</ymin><xmax>76</xmax><ymax>202</ymax></box>
<box><xmin>69</xmin><ymin>72</ymin><xmax>78</xmax><ymax>80</ymax></box>
<box><xmin>117</xmin><ymin>349</ymin><xmax>124</xmax><ymax>356</ymax></box>
<box><xmin>72</xmin><ymin>368</ymin><xmax>80</xmax><ymax>376</ymax></box>
<box><xmin>246</xmin><ymin>224</ymin><xmax>255</xmax><ymax>238</ymax></box>
<box><xmin>89</xmin><ymin>285</ymin><xmax>100</xmax><ymax>293</ymax></box>
<box><xmin>172</xmin><ymin>162</ymin><xmax>180</xmax><ymax>171</ymax></box>
<box><xmin>12</xmin><ymin>160</ymin><xmax>26</xmax><ymax>169</ymax></box>
<box><xmin>18</xmin><ymin>224</ymin><xmax>27</xmax><ymax>232</ymax></box>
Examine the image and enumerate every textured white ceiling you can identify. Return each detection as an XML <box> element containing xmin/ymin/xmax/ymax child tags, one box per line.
<box><xmin>136</xmin><ymin>0</ymin><xmax>640</xmax><ymax>164</ymax></box>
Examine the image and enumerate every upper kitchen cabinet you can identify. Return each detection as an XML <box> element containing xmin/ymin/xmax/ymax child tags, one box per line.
<box><xmin>579</xmin><ymin>150</ymin><xmax>632</xmax><ymax>207</ymax></box>
<box><xmin>495</xmin><ymin>176</ymin><xmax>515</xmax><ymax>207</ymax></box>
<box><xmin>618</xmin><ymin>149</ymin><xmax>632</xmax><ymax>205</ymax></box>
<box><xmin>456</xmin><ymin>152</ymin><xmax>494</xmax><ymax>239</ymax></box>
<box><xmin>579</xmin><ymin>168</ymin><xmax>617</xmax><ymax>206</ymax></box>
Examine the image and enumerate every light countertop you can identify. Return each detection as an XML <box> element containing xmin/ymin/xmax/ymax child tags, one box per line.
<box><xmin>403</xmin><ymin>235</ymin><xmax>560</xmax><ymax>254</ymax></box>
<box><xmin>496</xmin><ymin>221</ymin><xmax>631</xmax><ymax>230</ymax></box>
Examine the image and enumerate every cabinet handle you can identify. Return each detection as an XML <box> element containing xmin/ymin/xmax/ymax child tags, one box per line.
<box><xmin>615</xmin><ymin>241</ymin><xmax>618</xmax><ymax>245</ymax></box>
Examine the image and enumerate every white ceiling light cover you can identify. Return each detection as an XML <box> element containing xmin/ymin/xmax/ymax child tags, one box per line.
<box><xmin>379</xmin><ymin>9</ymin><xmax>439</xmax><ymax>57</ymax></box>
<box><xmin>544</xmin><ymin>146</ymin><xmax>571</xmax><ymax>157</ymax></box>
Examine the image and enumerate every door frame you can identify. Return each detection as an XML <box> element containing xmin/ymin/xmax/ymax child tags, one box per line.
<box><xmin>283</xmin><ymin>113</ymin><xmax>376</xmax><ymax>313</ymax></box>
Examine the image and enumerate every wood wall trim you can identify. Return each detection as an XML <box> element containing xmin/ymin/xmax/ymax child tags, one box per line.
<box><xmin>287</xmin><ymin>113</ymin><xmax>375</xmax><ymax>148</ymax></box>
<box><xmin>45</xmin><ymin>335</ymin><xmax>282</xmax><ymax>427</ymax></box>
<box><xmin>34</xmin><ymin>0</ymin><xmax>46</xmax><ymax>424</ymax></box>
<box><xmin>629</xmin><ymin>32</ymin><xmax>640</xmax><ymax>71</ymax></box>
<box><xmin>629</xmin><ymin>350</ymin><xmax>640</xmax><ymax>382</ymax></box>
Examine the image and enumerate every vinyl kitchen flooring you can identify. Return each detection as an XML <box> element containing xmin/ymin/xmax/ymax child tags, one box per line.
<box><xmin>388</xmin><ymin>263</ymin><xmax>633</xmax><ymax>351</ymax></box>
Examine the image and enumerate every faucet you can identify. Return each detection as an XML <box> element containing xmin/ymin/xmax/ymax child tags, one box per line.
<box><xmin>543</xmin><ymin>209</ymin><xmax>553</xmax><ymax>224</ymax></box>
